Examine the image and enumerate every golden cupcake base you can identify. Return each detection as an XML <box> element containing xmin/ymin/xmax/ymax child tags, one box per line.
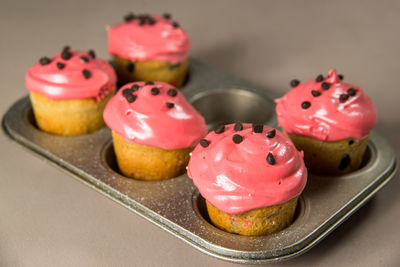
<box><xmin>285</xmin><ymin>131</ymin><xmax>370</xmax><ymax>175</ymax></box>
<box><xmin>29</xmin><ymin>91</ymin><xmax>114</xmax><ymax>136</ymax></box>
<box><xmin>206</xmin><ymin>196</ymin><xmax>299</xmax><ymax>236</ymax></box>
<box><xmin>114</xmin><ymin>56</ymin><xmax>188</xmax><ymax>88</ymax></box>
<box><xmin>112</xmin><ymin>131</ymin><xmax>192</xmax><ymax>180</ymax></box>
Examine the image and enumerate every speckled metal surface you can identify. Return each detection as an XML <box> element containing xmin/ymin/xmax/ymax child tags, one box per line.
<box><xmin>2</xmin><ymin>59</ymin><xmax>397</xmax><ymax>263</ymax></box>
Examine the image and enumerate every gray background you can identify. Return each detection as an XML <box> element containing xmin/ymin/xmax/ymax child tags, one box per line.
<box><xmin>1</xmin><ymin>0</ymin><xmax>400</xmax><ymax>266</ymax></box>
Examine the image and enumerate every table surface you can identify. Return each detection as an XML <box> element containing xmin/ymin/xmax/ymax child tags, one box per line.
<box><xmin>1</xmin><ymin>0</ymin><xmax>400</xmax><ymax>266</ymax></box>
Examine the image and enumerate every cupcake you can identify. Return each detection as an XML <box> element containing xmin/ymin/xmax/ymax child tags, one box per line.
<box><xmin>25</xmin><ymin>46</ymin><xmax>117</xmax><ymax>135</ymax></box>
<box><xmin>187</xmin><ymin>123</ymin><xmax>307</xmax><ymax>236</ymax></box>
<box><xmin>103</xmin><ymin>81</ymin><xmax>207</xmax><ymax>180</ymax></box>
<box><xmin>107</xmin><ymin>13</ymin><xmax>190</xmax><ymax>87</ymax></box>
<box><xmin>275</xmin><ymin>70</ymin><xmax>377</xmax><ymax>175</ymax></box>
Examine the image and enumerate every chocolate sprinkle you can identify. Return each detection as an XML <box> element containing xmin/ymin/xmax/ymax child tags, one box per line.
<box><xmin>82</xmin><ymin>69</ymin><xmax>91</xmax><ymax>79</ymax></box>
<box><xmin>267</xmin><ymin>152</ymin><xmax>276</xmax><ymax>165</ymax></box>
<box><xmin>301</xmin><ymin>101</ymin><xmax>311</xmax><ymax>109</ymax></box>
<box><xmin>124</xmin><ymin>13</ymin><xmax>135</xmax><ymax>22</ymax></box>
<box><xmin>166</xmin><ymin>102</ymin><xmax>174</xmax><ymax>108</ymax></box>
<box><xmin>311</xmin><ymin>90</ymin><xmax>321</xmax><ymax>97</ymax></box>
<box><xmin>234</xmin><ymin>123</ymin><xmax>243</xmax><ymax>131</ymax></box>
<box><xmin>151</xmin><ymin>87</ymin><xmax>160</xmax><ymax>95</ymax></box>
<box><xmin>290</xmin><ymin>79</ymin><xmax>300</xmax><ymax>88</ymax></box>
<box><xmin>267</xmin><ymin>129</ymin><xmax>276</xmax><ymax>138</ymax></box>
<box><xmin>88</xmin><ymin>50</ymin><xmax>96</xmax><ymax>59</ymax></box>
<box><xmin>163</xmin><ymin>13</ymin><xmax>171</xmax><ymax>19</ymax></box>
<box><xmin>80</xmin><ymin>56</ymin><xmax>89</xmax><ymax>63</ymax></box>
<box><xmin>200</xmin><ymin>139</ymin><xmax>210</xmax><ymax>148</ymax></box>
<box><xmin>349</xmin><ymin>140</ymin><xmax>355</xmax><ymax>145</ymax></box>
<box><xmin>252</xmin><ymin>124</ymin><xmax>263</xmax><ymax>133</ymax></box>
<box><xmin>339</xmin><ymin>94</ymin><xmax>349</xmax><ymax>102</ymax></box>
<box><xmin>214</xmin><ymin>125</ymin><xmax>225</xmax><ymax>134</ymax></box>
<box><xmin>127</xmin><ymin>62</ymin><xmax>135</xmax><ymax>73</ymax></box>
<box><xmin>39</xmin><ymin>57</ymin><xmax>51</xmax><ymax>65</ymax></box>
<box><xmin>232</xmin><ymin>134</ymin><xmax>243</xmax><ymax>144</ymax></box>
<box><xmin>347</xmin><ymin>88</ymin><xmax>357</xmax><ymax>96</ymax></box>
<box><xmin>56</xmin><ymin>62</ymin><xmax>65</xmax><ymax>69</ymax></box>
<box><xmin>145</xmin><ymin>81</ymin><xmax>154</xmax><ymax>85</ymax></box>
<box><xmin>321</xmin><ymin>82</ymin><xmax>331</xmax><ymax>90</ymax></box>
<box><xmin>148</xmin><ymin>18</ymin><xmax>156</xmax><ymax>25</ymax></box>
<box><xmin>125</xmin><ymin>94</ymin><xmax>137</xmax><ymax>103</ymax></box>
<box><xmin>315</xmin><ymin>74</ymin><xmax>324</xmax><ymax>82</ymax></box>
<box><xmin>131</xmin><ymin>84</ymin><xmax>140</xmax><ymax>91</ymax></box>
<box><xmin>172</xmin><ymin>21</ymin><xmax>179</xmax><ymax>28</ymax></box>
<box><xmin>167</xmin><ymin>89</ymin><xmax>178</xmax><ymax>97</ymax></box>
<box><xmin>338</xmin><ymin>154</ymin><xmax>351</xmax><ymax>170</ymax></box>
<box><xmin>338</xmin><ymin>74</ymin><xmax>344</xmax><ymax>80</ymax></box>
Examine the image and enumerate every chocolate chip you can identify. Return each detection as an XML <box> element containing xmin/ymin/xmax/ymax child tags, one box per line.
<box><xmin>214</xmin><ymin>125</ymin><xmax>225</xmax><ymax>134</ymax></box>
<box><xmin>56</xmin><ymin>62</ymin><xmax>65</xmax><ymax>69</ymax></box>
<box><xmin>61</xmin><ymin>50</ymin><xmax>72</xmax><ymax>60</ymax></box>
<box><xmin>252</xmin><ymin>124</ymin><xmax>263</xmax><ymax>133</ymax></box>
<box><xmin>124</xmin><ymin>12</ymin><xmax>135</xmax><ymax>22</ymax></box>
<box><xmin>200</xmin><ymin>139</ymin><xmax>210</xmax><ymax>148</ymax></box>
<box><xmin>122</xmin><ymin>88</ymin><xmax>134</xmax><ymax>97</ymax></box>
<box><xmin>311</xmin><ymin>90</ymin><xmax>321</xmax><ymax>97</ymax></box>
<box><xmin>166</xmin><ymin>102</ymin><xmax>174</xmax><ymax>108</ymax></box>
<box><xmin>267</xmin><ymin>129</ymin><xmax>276</xmax><ymax>138</ymax></box>
<box><xmin>315</xmin><ymin>74</ymin><xmax>324</xmax><ymax>82</ymax></box>
<box><xmin>301</xmin><ymin>101</ymin><xmax>311</xmax><ymax>109</ymax></box>
<box><xmin>125</xmin><ymin>94</ymin><xmax>137</xmax><ymax>103</ymax></box>
<box><xmin>234</xmin><ymin>123</ymin><xmax>243</xmax><ymax>131</ymax></box>
<box><xmin>172</xmin><ymin>21</ymin><xmax>179</xmax><ymax>28</ymax></box>
<box><xmin>267</xmin><ymin>152</ymin><xmax>276</xmax><ymax>165</ymax></box>
<box><xmin>321</xmin><ymin>82</ymin><xmax>331</xmax><ymax>90</ymax></box>
<box><xmin>290</xmin><ymin>79</ymin><xmax>300</xmax><ymax>88</ymax></box>
<box><xmin>80</xmin><ymin>56</ymin><xmax>89</xmax><ymax>63</ymax></box>
<box><xmin>349</xmin><ymin>139</ymin><xmax>355</xmax><ymax>145</ymax></box>
<box><xmin>163</xmin><ymin>13</ymin><xmax>171</xmax><ymax>19</ymax></box>
<box><xmin>62</xmin><ymin>45</ymin><xmax>70</xmax><ymax>52</ymax></box>
<box><xmin>39</xmin><ymin>57</ymin><xmax>51</xmax><ymax>65</ymax></box>
<box><xmin>82</xmin><ymin>69</ymin><xmax>91</xmax><ymax>79</ymax></box>
<box><xmin>232</xmin><ymin>134</ymin><xmax>243</xmax><ymax>144</ymax></box>
<box><xmin>127</xmin><ymin>62</ymin><xmax>135</xmax><ymax>73</ymax></box>
<box><xmin>167</xmin><ymin>89</ymin><xmax>177</xmax><ymax>97</ymax></box>
<box><xmin>338</xmin><ymin>74</ymin><xmax>344</xmax><ymax>80</ymax></box>
<box><xmin>338</xmin><ymin>154</ymin><xmax>351</xmax><ymax>170</ymax></box>
<box><xmin>347</xmin><ymin>88</ymin><xmax>357</xmax><ymax>96</ymax></box>
<box><xmin>151</xmin><ymin>87</ymin><xmax>160</xmax><ymax>95</ymax></box>
<box><xmin>88</xmin><ymin>50</ymin><xmax>96</xmax><ymax>59</ymax></box>
<box><xmin>131</xmin><ymin>84</ymin><xmax>140</xmax><ymax>91</ymax></box>
<box><xmin>339</xmin><ymin>94</ymin><xmax>349</xmax><ymax>102</ymax></box>
<box><xmin>145</xmin><ymin>81</ymin><xmax>154</xmax><ymax>85</ymax></box>
<box><xmin>148</xmin><ymin>18</ymin><xmax>156</xmax><ymax>25</ymax></box>
<box><xmin>139</xmin><ymin>18</ymin><xmax>146</xmax><ymax>25</ymax></box>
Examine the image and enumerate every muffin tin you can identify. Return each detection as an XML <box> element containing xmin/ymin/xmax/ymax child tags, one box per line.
<box><xmin>2</xmin><ymin>59</ymin><xmax>397</xmax><ymax>264</ymax></box>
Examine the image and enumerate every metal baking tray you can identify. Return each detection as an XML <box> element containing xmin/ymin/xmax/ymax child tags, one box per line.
<box><xmin>2</xmin><ymin>59</ymin><xmax>397</xmax><ymax>264</ymax></box>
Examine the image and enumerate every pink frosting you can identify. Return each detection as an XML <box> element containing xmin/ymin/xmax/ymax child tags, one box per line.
<box><xmin>25</xmin><ymin>49</ymin><xmax>117</xmax><ymax>101</ymax></box>
<box><xmin>275</xmin><ymin>70</ymin><xmax>377</xmax><ymax>141</ymax></box>
<box><xmin>107</xmin><ymin>15</ymin><xmax>190</xmax><ymax>64</ymax></box>
<box><xmin>187</xmin><ymin>124</ymin><xmax>307</xmax><ymax>214</ymax></box>
<box><xmin>103</xmin><ymin>81</ymin><xmax>207</xmax><ymax>150</ymax></box>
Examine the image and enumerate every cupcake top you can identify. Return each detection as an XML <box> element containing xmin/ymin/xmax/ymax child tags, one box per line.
<box><xmin>103</xmin><ymin>81</ymin><xmax>207</xmax><ymax>150</ymax></box>
<box><xmin>275</xmin><ymin>70</ymin><xmax>377</xmax><ymax>141</ymax></box>
<box><xmin>107</xmin><ymin>13</ymin><xmax>190</xmax><ymax>64</ymax></box>
<box><xmin>25</xmin><ymin>47</ymin><xmax>117</xmax><ymax>101</ymax></box>
<box><xmin>187</xmin><ymin>123</ymin><xmax>307</xmax><ymax>214</ymax></box>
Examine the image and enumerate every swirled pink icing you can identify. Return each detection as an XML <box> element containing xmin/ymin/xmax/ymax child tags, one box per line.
<box><xmin>275</xmin><ymin>70</ymin><xmax>377</xmax><ymax>141</ymax></box>
<box><xmin>107</xmin><ymin>15</ymin><xmax>190</xmax><ymax>63</ymax></box>
<box><xmin>103</xmin><ymin>81</ymin><xmax>207</xmax><ymax>150</ymax></box>
<box><xmin>187</xmin><ymin>124</ymin><xmax>307</xmax><ymax>214</ymax></box>
<box><xmin>25</xmin><ymin>49</ymin><xmax>117</xmax><ymax>101</ymax></box>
